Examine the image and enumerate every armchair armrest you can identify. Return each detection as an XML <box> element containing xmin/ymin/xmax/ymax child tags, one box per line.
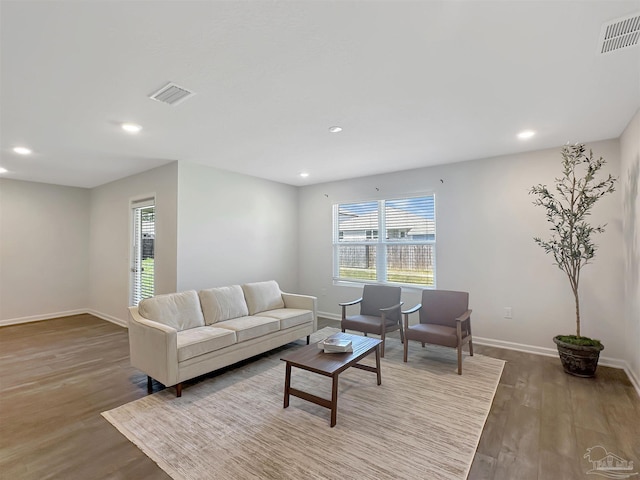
<box><xmin>339</xmin><ymin>298</ymin><xmax>363</xmax><ymax>307</ymax></box>
<box><xmin>401</xmin><ymin>304</ymin><xmax>422</xmax><ymax>316</ymax></box>
<box><xmin>455</xmin><ymin>309</ymin><xmax>472</xmax><ymax>323</ymax></box>
<box><xmin>128</xmin><ymin>307</ymin><xmax>179</xmax><ymax>387</ymax></box>
<box><xmin>455</xmin><ymin>309</ymin><xmax>473</xmax><ymax>338</ymax></box>
<box><xmin>401</xmin><ymin>303</ymin><xmax>422</xmax><ymax>329</ymax></box>
<box><xmin>380</xmin><ymin>302</ymin><xmax>403</xmax><ymax>313</ymax></box>
<box><xmin>339</xmin><ymin>297</ymin><xmax>362</xmax><ymax>321</ymax></box>
<box><xmin>380</xmin><ymin>302</ymin><xmax>403</xmax><ymax>326</ymax></box>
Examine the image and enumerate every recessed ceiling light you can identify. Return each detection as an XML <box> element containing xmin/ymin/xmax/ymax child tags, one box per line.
<box><xmin>13</xmin><ymin>146</ymin><xmax>32</xmax><ymax>155</ymax></box>
<box><xmin>517</xmin><ymin>130</ymin><xmax>536</xmax><ymax>139</ymax></box>
<box><xmin>0</xmin><ymin>167</ymin><xmax>7</xmax><ymax>174</ymax></box>
<box><xmin>300</xmin><ymin>172</ymin><xmax>310</xmax><ymax>178</ymax></box>
<box><xmin>328</xmin><ymin>126</ymin><xmax>343</xmax><ymax>133</ymax></box>
<box><xmin>122</xmin><ymin>123</ymin><xmax>142</xmax><ymax>134</ymax></box>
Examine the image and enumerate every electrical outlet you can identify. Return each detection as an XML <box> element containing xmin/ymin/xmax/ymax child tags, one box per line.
<box><xmin>504</xmin><ymin>307</ymin><xmax>513</xmax><ymax>319</ymax></box>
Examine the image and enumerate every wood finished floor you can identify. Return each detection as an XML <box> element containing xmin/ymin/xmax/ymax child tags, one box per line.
<box><xmin>1</xmin><ymin>314</ymin><xmax>638</xmax><ymax>480</ymax></box>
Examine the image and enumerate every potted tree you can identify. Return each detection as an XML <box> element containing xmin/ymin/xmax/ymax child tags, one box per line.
<box><xmin>530</xmin><ymin>143</ymin><xmax>617</xmax><ymax>377</ymax></box>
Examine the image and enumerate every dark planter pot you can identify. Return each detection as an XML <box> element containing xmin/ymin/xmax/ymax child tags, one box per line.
<box><xmin>553</xmin><ymin>336</ymin><xmax>604</xmax><ymax>377</ymax></box>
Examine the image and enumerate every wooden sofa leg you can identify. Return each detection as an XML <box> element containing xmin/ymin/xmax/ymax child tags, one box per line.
<box><xmin>175</xmin><ymin>383</ymin><xmax>182</xmax><ymax>397</ymax></box>
<box><xmin>147</xmin><ymin>376</ymin><xmax>153</xmax><ymax>393</ymax></box>
<box><xmin>306</xmin><ymin>335</ymin><xmax>310</xmax><ymax>345</ymax></box>
<box><xmin>457</xmin><ymin>346</ymin><xmax>462</xmax><ymax>375</ymax></box>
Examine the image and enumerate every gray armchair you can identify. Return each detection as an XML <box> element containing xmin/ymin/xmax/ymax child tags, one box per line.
<box><xmin>340</xmin><ymin>284</ymin><xmax>403</xmax><ymax>357</ymax></box>
<box><xmin>401</xmin><ymin>289</ymin><xmax>473</xmax><ymax>374</ymax></box>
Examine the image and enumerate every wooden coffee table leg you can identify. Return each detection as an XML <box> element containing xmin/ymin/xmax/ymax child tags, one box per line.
<box><xmin>330</xmin><ymin>374</ymin><xmax>339</xmax><ymax>427</ymax></box>
<box><xmin>284</xmin><ymin>362</ymin><xmax>291</xmax><ymax>408</ymax></box>
<box><xmin>375</xmin><ymin>344</ymin><xmax>382</xmax><ymax>385</ymax></box>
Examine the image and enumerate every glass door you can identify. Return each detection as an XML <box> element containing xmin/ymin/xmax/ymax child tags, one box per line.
<box><xmin>131</xmin><ymin>199</ymin><xmax>155</xmax><ymax>306</ymax></box>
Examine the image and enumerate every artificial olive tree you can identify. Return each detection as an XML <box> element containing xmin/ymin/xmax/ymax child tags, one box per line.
<box><xmin>530</xmin><ymin>143</ymin><xmax>617</xmax><ymax>343</ymax></box>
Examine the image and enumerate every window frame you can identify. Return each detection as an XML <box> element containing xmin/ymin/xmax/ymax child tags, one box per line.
<box><xmin>332</xmin><ymin>194</ymin><xmax>436</xmax><ymax>289</ymax></box>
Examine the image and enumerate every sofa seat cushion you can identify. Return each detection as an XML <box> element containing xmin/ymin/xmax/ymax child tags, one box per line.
<box><xmin>241</xmin><ymin>280</ymin><xmax>285</xmax><ymax>315</ymax></box>
<box><xmin>138</xmin><ymin>290</ymin><xmax>205</xmax><ymax>331</ymax></box>
<box><xmin>215</xmin><ymin>316</ymin><xmax>280</xmax><ymax>343</ymax></box>
<box><xmin>177</xmin><ymin>327</ymin><xmax>237</xmax><ymax>362</ymax></box>
<box><xmin>258</xmin><ymin>308</ymin><xmax>313</xmax><ymax>329</ymax></box>
<box><xmin>199</xmin><ymin>285</ymin><xmax>249</xmax><ymax>325</ymax></box>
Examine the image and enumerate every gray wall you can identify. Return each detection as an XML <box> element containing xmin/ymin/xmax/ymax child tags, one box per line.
<box><xmin>0</xmin><ymin>179</ymin><xmax>90</xmax><ymax>324</ymax></box>
<box><xmin>620</xmin><ymin>108</ymin><xmax>640</xmax><ymax>386</ymax></box>
<box><xmin>176</xmin><ymin>162</ymin><xmax>299</xmax><ymax>293</ymax></box>
<box><xmin>89</xmin><ymin>162</ymin><xmax>179</xmax><ymax>324</ymax></box>
<box><xmin>298</xmin><ymin>139</ymin><xmax>625</xmax><ymax>363</ymax></box>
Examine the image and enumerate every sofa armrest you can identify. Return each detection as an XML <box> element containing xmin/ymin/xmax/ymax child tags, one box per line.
<box><xmin>128</xmin><ymin>307</ymin><xmax>179</xmax><ymax>387</ymax></box>
<box><xmin>281</xmin><ymin>292</ymin><xmax>318</xmax><ymax>332</ymax></box>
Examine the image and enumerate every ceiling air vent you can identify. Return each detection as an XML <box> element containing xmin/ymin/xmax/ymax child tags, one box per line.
<box><xmin>598</xmin><ymin>12</ymin><xmax>640</xmax><ymax>54</ymax></box>
<box><xmin>148</xmin><ymin>82</ymin><xmax>195</xmax><ymax>106</ymax></box>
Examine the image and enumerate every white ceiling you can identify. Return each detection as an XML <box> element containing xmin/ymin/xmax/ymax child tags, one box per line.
<box><xmin>1</xmin><ymin>1</ymin><xmax>639</xmax><ymax>188</ymax></box>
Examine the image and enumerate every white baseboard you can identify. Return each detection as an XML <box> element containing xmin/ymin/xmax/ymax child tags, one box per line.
<box><xmin>473</xmin><ymin>336</ymin><xmax>559</xmax><ymax>358</ymax></box>
<box><xmin>623</xmin><ymin>362</ymin><xmax>640</xmax><ymax>398</ymax></box>
<box><xmin>319</xmin><ymin>311</ymin><xmax>638</xmax><ymax>396</ymax></box>
<box><xmin>318</xmin><ymin>311</ymin><xmax>341</xmax><ymax>322</ymax></box>
<box><xmin>86</xmin><ymin>310</ymin><xmax>128</xmax><ymax>328</ymax></box>
<box><xmin>0</xmin><ymin>309</ymin><xmax>128</xmax><ymax>329</ymax></box>
<box><xmin>473</xmin><ymin>336</ymin><xmax>629</xmax><ymax>370</ymax></box>
<box><xmin>0</xmin><ymin>309</ymin><xmax>87</xmax><ymax>327</ymax></box>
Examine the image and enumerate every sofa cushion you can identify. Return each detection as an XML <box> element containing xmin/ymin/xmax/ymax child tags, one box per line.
<box><xmin>138</xmin><ymin>290</ymin><xmax>205</xmax><ymax>331</ymax></box>
<box><xmin>199</xmin><ymin>285</ymin><xmax>249</xmax><ymax>325</ymax></box>
<box><xmin>258</xmin><ymin>308</ymin><xmax>313</xmax><ymax>330</ymax></box>
<box><xmin>215</xmin><ymin>316</ymin><xmax>280</xmax><ymax>343</ymax></box>
<box><xmin>241</xmin><ymin>280</ymin><xmax>285</xmax><ymax>315</ymax></box>
<box><xmin>177</xmin><ymin>327</ymin><xmax>237</xmax><ymax>362</ymax></box>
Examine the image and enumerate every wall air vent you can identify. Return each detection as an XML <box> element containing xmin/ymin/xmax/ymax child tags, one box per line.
<box><xmin>598</xmin><ymin>12</ymin><xmax>640</xmax><ymax>54</ymax></box>
<box><xmin>148</xmin><ymin>82</ymin><xmax>195</xmax><ymax>106</ymax></box>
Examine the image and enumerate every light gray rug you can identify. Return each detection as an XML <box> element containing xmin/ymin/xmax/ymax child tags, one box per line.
<box><xmin>103</xmin><ymin>328</ymin><xmax>504</xmax><ymax>480</ymax></box>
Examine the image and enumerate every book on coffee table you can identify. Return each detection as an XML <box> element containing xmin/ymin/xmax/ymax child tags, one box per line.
<box><xmin>317</xmin><ymin>337</ymin><xmax>353</xmax><ymax>353</ymax></box>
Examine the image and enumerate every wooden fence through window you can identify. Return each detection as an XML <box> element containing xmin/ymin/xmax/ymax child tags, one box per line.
<box><xmin>339</xmin><ymin>245</ymin><xmax>434</xmax><ymax>271</ymax></box>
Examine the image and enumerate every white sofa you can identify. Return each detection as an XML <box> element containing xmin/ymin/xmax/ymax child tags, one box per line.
<box><xmin>128</xmin><ymin>280</ymin><xmax>317</xmax><ymax>396</ymax></box>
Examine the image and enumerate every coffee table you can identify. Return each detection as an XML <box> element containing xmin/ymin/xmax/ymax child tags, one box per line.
<box><xmin>280</xmin><ymin>332</ymin><xmax>382</xmax><ymax>427</ymax></box>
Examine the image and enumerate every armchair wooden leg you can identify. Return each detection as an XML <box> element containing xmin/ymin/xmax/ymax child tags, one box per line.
<box><xmin>306</xmin><ymin>335</ymin><xmax>310</xmax><ymax>345</ymax></box>
<box><xmin>457</xmin><ymin>346</ymin><xmax>462</xmax><ymax>375</ymax></box>
<box><xmin>421</xmin><ymin>342</ymin><xmax>425</xmax><ymax>348</ymax></box>
<box><xmin>399</xmin><ymin>326</ymin><xmax>405</xmax><ymax>344</ymax></box>
<box><xmin>403</xmin><ymin>338</ymin><xmax>408</xmax><ymax>363</ymax></box>
<box><xmin>469</xmin><ymin>339</ymin><xmax>474</xmax><ymax>356</ymax></box>
<box><xmin>380</xmin><ymin>331</ymin><xmax>385</xmax><ymax>358</ymax></box>
<box><xmin>175</xmin><ymin>383</ymin><xmax>183</xmax><ymax>397</ymax></box>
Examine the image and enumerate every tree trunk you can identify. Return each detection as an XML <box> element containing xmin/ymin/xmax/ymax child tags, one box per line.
<box><xmin>574</xmin><ymin>288</ymin><xmax>581</xmax><ymax>338</ymax></box>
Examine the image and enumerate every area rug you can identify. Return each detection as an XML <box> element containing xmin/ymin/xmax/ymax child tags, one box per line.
<box><xmin>103</xmin><ymin>328</ymin><xmax>504</xmax><ymax>480</ymax></box>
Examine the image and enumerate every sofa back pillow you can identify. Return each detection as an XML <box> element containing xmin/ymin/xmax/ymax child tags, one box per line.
<box><xmin>242</xmin><ymin>280</ymin><xmax>285</xmax><ymax>315</ymax></box>
<box><xmin>138</xmin><ymin>290</ymin><xmax>205</xmax><ymax>331</ymax></box>
<box><xmin>199</xmin><ymin>285</ymin><xmax>249</xmax><ymax>325</ymax></box>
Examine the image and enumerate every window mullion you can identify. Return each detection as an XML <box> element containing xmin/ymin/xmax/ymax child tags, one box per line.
<box><xmin>377</xmin><ymin>200</ymin><xmax>387</xmax><ymax>282</ymax></box>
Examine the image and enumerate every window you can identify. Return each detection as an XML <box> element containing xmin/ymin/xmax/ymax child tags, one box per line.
<box><xmin>333</xmin><ymin>195</ymin><xmax>436</xmax><ymax>287</ymax></box>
